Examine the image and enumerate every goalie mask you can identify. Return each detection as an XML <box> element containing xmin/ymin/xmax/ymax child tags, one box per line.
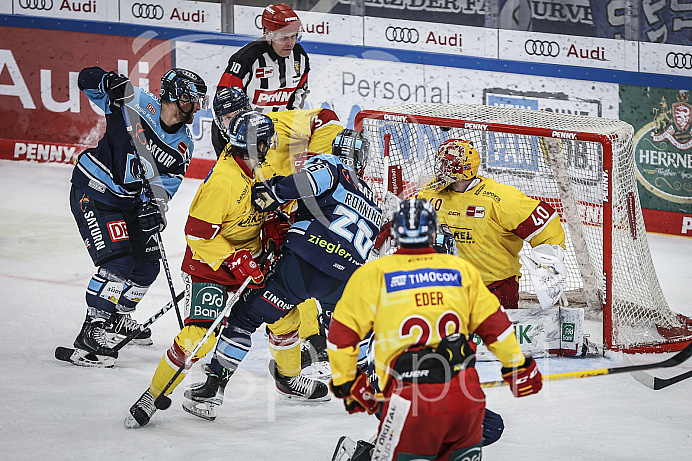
<box><xmin>391</xmin><ymin>198</ymin><xmax>438</xmax><ymax>247</ymax></box>
<box><xmin>434</xmin><ymin>139</ymin><xmax>480</xmax><ymax>191</ymax></box>
<box><xmin>332</xmin><ymin>129</ymin><xmax>370</xmax><ymax>177</ymax></box>
<box><xmin>160</xmin><ymin>68</ymin><xmax>209</xmax><ymax>114</ymax></box>
<box><xmin>227</xmin><ymin>110</ymin><xmax>277</xmax><ymax>164</ymax></box>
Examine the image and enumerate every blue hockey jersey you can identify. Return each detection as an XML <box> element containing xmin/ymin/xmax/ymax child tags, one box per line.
<box><xmin>71</xmin><ymin>67</ymin><xmax>194</xmax><ymax>210</ymax></box>
<box><xmin>268</xmin><ymin>154</ymin><xmax>383</xmax><ymax>280</ymax></box>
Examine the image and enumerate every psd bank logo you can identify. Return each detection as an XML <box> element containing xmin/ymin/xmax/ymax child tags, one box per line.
<box><xmin>18</xmin><ymin>0</ymin><xmax>54</xmax><ymax>10</ymax></box>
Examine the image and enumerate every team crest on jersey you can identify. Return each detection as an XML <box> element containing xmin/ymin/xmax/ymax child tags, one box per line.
<box><xmin>256</xmin><ymin>67</ymin><xmax>274</xmax><ymax>78</ymax></box>
<box><xmin>294</xmin><ymin>62</ymin><xmax>300</xmax><ymax>73</ymax></box>
<box><xmin>466</xmin><ymin>206</ymin><xmax>485</xmax><ymax>218</ymax></box>
<box><xmin>147</xmin><ymin>103</ymin><xmax>156</xmax><ymax>115</ymax></box>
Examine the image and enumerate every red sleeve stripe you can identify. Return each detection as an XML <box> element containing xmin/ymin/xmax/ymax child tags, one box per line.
<box><xmin>473</xmin><ymin>308</ymin><xmax>514</xmax><ymax>346</ymax></box>
<box><xmin>185</xmin><ymin>216</ymin><xmax>221</xmax><ymax>240</ymax></box>
<box><xmin>218</xmin><ymin>73</ymin><xmax>244</xmax><ymax>89</ymax></box>
<box><xmin>513</xmin><ymin>201</ymin><xmax>558</xmax><ymax>241</ymax></box>
<box><xmin>327</xmin><ymin>318</ymin><xmax>362</xmax><ymax>349</ymax></box>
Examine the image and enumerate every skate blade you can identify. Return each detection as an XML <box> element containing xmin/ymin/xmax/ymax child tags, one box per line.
<box><xmin>276</xmin><ymin>390</ymin><xmax>331</xmax><ymax>403</ymax></box>
<box><xmin>332</xmin><ymin>436</ymin><xmax>358</xmax><ymax>461</ymax></box>
<box><xmin>301</xmin><ymin>361</ymin><xmax>332</xmax><ymax>380</ymax></box>
<box><xmin>182</xmin><ymin>399</ymin><xmax>217</xmax><ymax>421</ymax></box>
<box><xmin>70</xmin><ymin>349</ymin><xmax>115</xmax><ymax>368</ymax></box>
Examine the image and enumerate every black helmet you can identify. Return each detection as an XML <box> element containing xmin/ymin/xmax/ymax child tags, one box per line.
<box><xmin>213</xmin><ymin>86</ymin><xmax>251</xmax><ymax>134</ymax></box>
<box><xmin>391</xmin><ymin>198</ymin><xmax>438</xmax><ymax>246</ymax></box>
<box><xmin>160</xmin><ymin>68</ymin><xmax>208</xmax><ymax>113</ymax></box>
<box><xmin>227</xmin><ymin>110</ymin><xmax>276</xmax><ymax>163</ymax></box>
<box><xmin>331</xmin><ymin>129</ymin><xmax>369</xmax><ymax>176</ymax></box>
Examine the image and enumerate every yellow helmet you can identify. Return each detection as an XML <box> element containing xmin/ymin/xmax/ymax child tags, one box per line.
<box><xmin>434</xmin><ymin>139</ymin><xmax>480</xmax><ymax>190</ymax></box>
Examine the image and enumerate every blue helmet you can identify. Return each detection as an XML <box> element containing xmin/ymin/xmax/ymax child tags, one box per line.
<box><xmin>227</xmin><ymin>110</ymin><xmax>276</xmax><ymax>161</ymax></box>
<box><xmin>213</xmin><ymin>86</ymin><xmax>251</xmax><ymax>132</ymax></box>
<box><xmin>160</xmin><ymin>68</ymin><xmax>208</xmax><ymax>111</ymax></box>
<box><xmin>391</xmin><ymin>198</ymin><xmax>438</xmax><ymax>246</ymax></box>
<box><xmin>332</xmin><ymin>129</ymin><xmax>369</xmax><ymax>176</ymax></box>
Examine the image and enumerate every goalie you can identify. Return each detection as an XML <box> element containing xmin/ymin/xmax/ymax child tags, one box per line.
<box><xmin>417</xmin><ymin>139</ymin><xmax>568</xmax><ymax>310</ymax></box>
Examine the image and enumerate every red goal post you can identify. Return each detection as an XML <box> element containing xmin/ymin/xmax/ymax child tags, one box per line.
<box><xmin>355</xmin><ymin>103</ymin><xmax>692</xmax><ymax>354</ymax></box>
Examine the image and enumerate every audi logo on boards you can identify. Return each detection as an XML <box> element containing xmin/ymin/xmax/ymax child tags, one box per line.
<box><xmin>525</xmin><ymin>40</ymin><xmax>560</xmax><ymax>57</ymax></box>
<box><xmin>18</xmin><ymin>0</ymin><xmax>54</xmax><ymax>10</ymax></box>
<box><xmin>132</xmin><ymin>3</ymin><xmax>165</xmax><ymax>20</ymax></box>
<box><xmin>666</xmin><ymin>52</ymin><xmax>692</xmax><ymax>70</ymax></box>
<box><xmin>385</xmin><ymin>27</ymin><xmax>419</xmax><ymax>44</ymax></box>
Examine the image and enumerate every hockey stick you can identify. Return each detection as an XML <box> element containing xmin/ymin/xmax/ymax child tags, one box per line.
<box><xmin>121</xmin><ymin>104</ymin><xmax>184</xmax><ymax>329</ymax></box>
<box><xmin>480</xmin><ymin>340</ymin><xmax>692</xmax><ymax>389</ymax></box>
<box><xmin>623</xmin><ymin>354</ymin><xmax>692</xmax><ymax>390</ymax></box>
<box><xmin>153</xmin><ymin>242</ymin><xmax>276</xmax><ymax>410</ymax></box>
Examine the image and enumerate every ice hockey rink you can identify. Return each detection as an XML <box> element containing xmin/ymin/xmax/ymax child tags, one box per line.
<box><xmin>1</xmin><ymin>159</ymin><xmax>690</xmax><ymax>460</ymax></box>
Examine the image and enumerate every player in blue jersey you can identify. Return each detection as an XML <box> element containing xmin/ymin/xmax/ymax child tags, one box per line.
<box><xmin>66</xmin><ymin>66</ymin><xmax>207</xmax><ymax>367</ymax></box>
<box><xmin>181</xmin><ymin>129</ymin><xmax>382</xmax><ymax>418</ymax></box>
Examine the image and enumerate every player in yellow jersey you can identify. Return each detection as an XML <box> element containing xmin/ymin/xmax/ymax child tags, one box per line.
<box><xmin>125</xmin><ymin>111</ymin><xmax>275</xmax><ymax>428</ymax></box>
<box><xmin>328</xmin><ymin>198</ymin><xmax>542</xmax><ymax>460</ymax></box>
<box><xmin>417</xmin><ymin>139</ymin><xmax>567</xmax><ymax>309</ymax></box>
<box><xmin>215</xmin><ymin>100</ymin><xmax>344</xmax><ymax>376</ymax></box>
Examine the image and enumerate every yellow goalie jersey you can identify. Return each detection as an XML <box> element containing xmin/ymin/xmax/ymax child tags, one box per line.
<box><xmin>328</xmin><ymin>248</ymin><xmax>525</xmax><ymax>389</ymax></box>
<box><xmin>259</xmin><ymin>108</ymin><xmax>343</xmax><ymax>179</ymax></box>
<box><xmin>182</xmin><ymin>151</ymin><xmax>266</xmax><ymax>276</ymax></box>
<box><xmin>417</xmin><ymin>176</ymin><xmax>565</xmax><ymax>285</ymax></box>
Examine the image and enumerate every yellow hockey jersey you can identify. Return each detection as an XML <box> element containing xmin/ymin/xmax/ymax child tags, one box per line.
<box><xmin>328</xmin><ymin>248</ymin><xmax>525</xmax><ymax>389</ymax></box>
<box><xmin>417</xmin><ymin>176</ymin><xmax>565</xmax><ymax>285</ymax></box>
<box><xmin>183</xmin><ymin>151</ymin><xmax>266</xmax><ymax>272</ymax></box>
<box><xmin>259</xmin><ymin>108</ymin><xmax>343</xmax><ymax>179</ymax></box>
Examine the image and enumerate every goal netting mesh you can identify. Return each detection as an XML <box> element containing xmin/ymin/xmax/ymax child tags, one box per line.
<box><xmin>356</xmin><ymin>103</ymin><xmax>692</xmax><ymax>353</ymax></box>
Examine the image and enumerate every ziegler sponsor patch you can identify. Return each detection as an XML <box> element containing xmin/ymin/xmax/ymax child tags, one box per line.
<box><xmin>385</xmin><ymin>268</ymin><xmax>462</xmax><ymax>293</ymax></box>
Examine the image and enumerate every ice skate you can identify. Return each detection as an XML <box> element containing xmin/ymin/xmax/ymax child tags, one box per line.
<box><xmin>70</xmin><ymin>317</ymin><xmax>118</xmax><ymax>368</ymax></box>
<box><xmin>125</xmin><ymin>389</ymin><xmax>157</xmax><ymax>428</ymax></box>
<box><xmin>105</xmin><ymin>312</ymin><xmax>153</xmax><ymax>347</ymax></box>
<box><xmin>182</xmin><ymin>365</ymin><xmax>232</xmax><ymax>421</ymax></box>
<box><xmin>301</xmin><ymin>333</ymin><xmax>331</xmax><ymax>379</ymax></box>
<box><xmin>270</xmin><ymin>359</ymin><xmax>330</xmax><ymax>402</ymax></box>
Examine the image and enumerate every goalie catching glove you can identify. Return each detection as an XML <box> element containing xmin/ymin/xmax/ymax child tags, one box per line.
<box><xmin>330</xmin><ymin>370</ymin><xmax>380</xmax><ymax>415</ymax></box>
<box><xmin>501</xmin><ymin>356</ymin><xmax>542</xmax><ymax>397</ymax></box>
<box><xmin>227</xmin><ymin>249</ymin><xmax>264</xmax><ymax>285</ymax></box>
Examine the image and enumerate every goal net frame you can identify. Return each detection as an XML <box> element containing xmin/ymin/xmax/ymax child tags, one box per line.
<box><xmin>355</xmin><ymin>103</ymin><xmax>692</xmax><ymax>354</ymax></box>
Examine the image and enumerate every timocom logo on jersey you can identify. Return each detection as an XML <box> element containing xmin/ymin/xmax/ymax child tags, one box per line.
<box><xmin>253</xmin><ymin>87</ymin><xmax>296</xmax><ymax>106</ymax></box>
<box><xmin>255</xmin><ymin>67</ymin><xmax>274</xmax><ymax>78</ymax></box>
<box><xmin>466</xmin><ymin>206</ymin><xmax>485</xmax><ymax>218</ymax></box>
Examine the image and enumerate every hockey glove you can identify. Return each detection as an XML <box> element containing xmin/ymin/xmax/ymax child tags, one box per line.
<box><xmin>103</xmin><ymin>72</ymin><xmax>134</xmax><ymax>107</ymax></box>
<box><xmin>261</xmin><ymin>212</ymin><xmax>291</xmax><ymax>251</ymax></box>
<box><xmin>432</xmin><ymin>225</ymin><xmax>458</xmax><ymax>256</ymax></box>
<box><xmin>330</xmin><ymin>370</ymin><xmax>380</xmax><ymax>415</ymax></box>
<box><xmin>251</xmin><ymin>182</ymin><xmax>281</xmax><ymax>213</ymax></box>
<box><xmin>501</xmin><ymin>356</ymin><xmax>542</xmax><ymax>398</ymax></box>
<box><xmin>138</xmin><ymin>201</ymin><xmax>166</xmax><ymax>235</ymax></box>
<box><xmin>227</xmin><ymin>249</ymin><xmax>264</xmax><ymax>285</ymax></box>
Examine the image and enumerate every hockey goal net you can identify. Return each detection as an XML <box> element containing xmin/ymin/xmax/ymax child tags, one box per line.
<box><xmin>355</xmin><ymin>103</ymin><xmax>692</xmax><ymax>354</ymax></box>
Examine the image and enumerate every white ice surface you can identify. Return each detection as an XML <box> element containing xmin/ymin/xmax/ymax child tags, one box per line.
<box><xmin>0</xmin><ymin>160</ymin><xmax>691</xmax><ymax>460</ymax></box>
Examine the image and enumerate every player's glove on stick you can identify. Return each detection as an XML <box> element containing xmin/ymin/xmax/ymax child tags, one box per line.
<box><xmin>102</xmin><ymin>71</ymin><xmax>134</xmax><ymax>107</ymax></box>
<box><xmin>138</xmin><ymin>201</ymin><xmax>166</xmax><ymax>235</ymax></box>
<box><xmin>330</xmin><ymin>370</ymin><xmax>380</xmax><ymax>415</ymax></box>
<box><xmin>261</xmin><ymin>212</ymin><xmax>291</xmax><ymax>251</ymax></box>
<box><xmin>251</xmin><ymin>182</ymin><xmax>281</xmax><ymax>213</ymax></box>
<box><xmin>227</xmin><ymin>249</ymin><xmax>264</xmax><ymax>285</ymax></box>
<box><xmin>501</xmin><ymin>356</ymin><xmax>542</xmax><ymax>397</ymax></box>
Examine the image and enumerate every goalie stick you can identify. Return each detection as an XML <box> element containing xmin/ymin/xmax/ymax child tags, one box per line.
<box><xmin>623</xmin><ymin>354</ymin><xmax>692</xmax><ymax>390</ymax></box>
<box><xmin>480</xmin><ymin>340</ymin><xmax>692</xmax><ymax>389</ymax></box>
<box><xmin>121</xmin><ymin>104</ymin><xmax>184</xmax><ymax>329</ymax></box>
<box><xmin>54</xmin><ymin>291</ymin><xmax>185</xmax><ymax>365</ymax></box>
